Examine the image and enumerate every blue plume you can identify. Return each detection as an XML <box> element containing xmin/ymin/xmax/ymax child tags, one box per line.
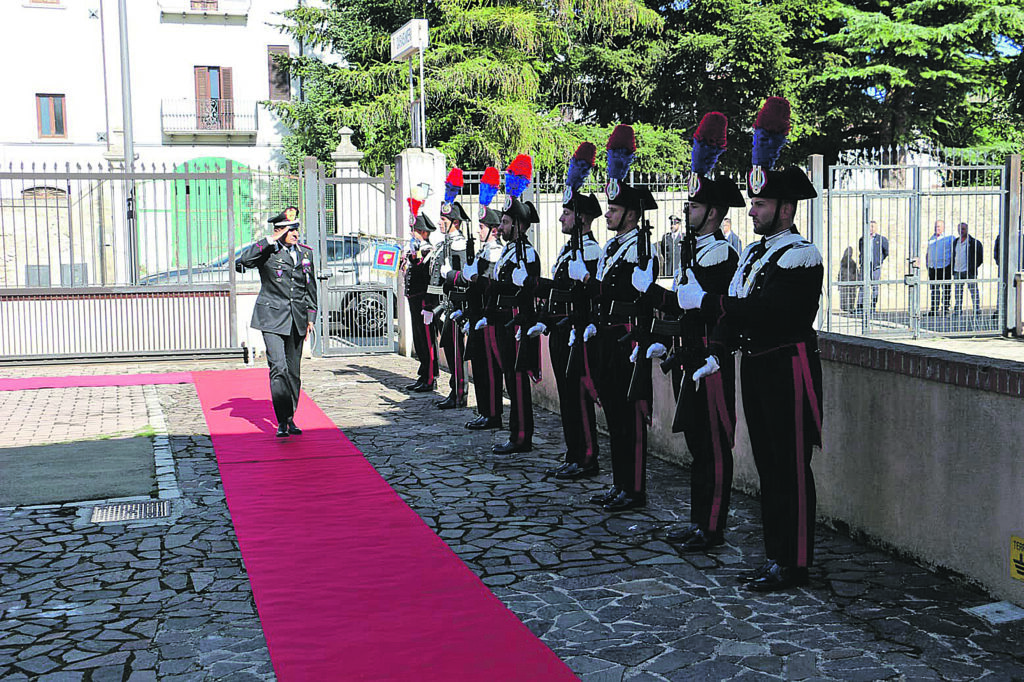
<box><xmin>752</xmin><ymin>128</ymin><xmax>788</xmax><ymax>169</ymax></box>
<box><xmin>606</xmin><ymin>147</ymin><xmax>634</xmax><ymax>182</ymax></box>
<box><xmin>479</xmin><ymin>182</ymin><xmax>498</xmax><ymax>207</ymax></box>
<box><xmin>691</xmin><ymin>139</ymin><xmax>726</xmax><ymax>177</ymax></box>
<box><xmin>444</xmin><ymin>182</ymin><xmax>459</xmax><ymax>203</ymax></box>
<box><xmin>565</xmin><ymin>157</ymin><xmax>592</xmax><ymax>191</ymax></box>
<box><xmin>504</xmin><ymin>172</ymin><xmax>530</xmax><ymax>199</ymax></box>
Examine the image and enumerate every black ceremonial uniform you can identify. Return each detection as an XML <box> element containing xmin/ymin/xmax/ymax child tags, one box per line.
<box><xmin>464</xmin><ymin>234</ymin><xmax>504</xmax><ymax>427</ymax></box>
<box><xmin>235</xmin><ymin>209</ymin><xmax>317</xmax><ymax>433</ymax></box>
<box><xmin>540</xmin><ymin>231</ymin><xmax>603</xmax><ymax>474</ymax></box>
<box><xmin>649</xmin><ymin>231</ymin><xmax>738</xmax><ymax>545</ymax></box>
<box><xmin>404</xmin><ymin>234</ymin><xmax>438</xmax><ymax>389</ymax></box>
<box><xmin>431</xmin><ymin>220</ymin><xmax>468</xmax><ymax>406</ymax></box>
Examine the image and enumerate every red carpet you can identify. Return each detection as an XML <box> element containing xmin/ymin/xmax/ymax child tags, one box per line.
<box><xmin>193</xmin><ymin>369</ymin><xmax>578</xmax><ymax>682</ymax></box>
<box><xmin>0</xmin><ymin>372</ymin><xmax>193</xmax><ymax>391</ymax></box>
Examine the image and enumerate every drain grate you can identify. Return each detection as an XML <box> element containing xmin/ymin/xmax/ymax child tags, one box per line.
<box><xmin>91</xmin><ymin>500</ymin><xmax>171</xmax><ymax>523</ymax></box>
<box><xmin>964</xmin><ymin>601</ymin><xmax>1024</xmax><ymax>625</ymax></box>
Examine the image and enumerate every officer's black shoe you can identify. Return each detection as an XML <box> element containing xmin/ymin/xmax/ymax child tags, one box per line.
<box><xmin>677</xmin><ymin>529</ymin><xmax>725</xmax><ymax>553</ymax></box>
<box><xmin>492</xmin><ymin>440</ymin><xmax>532</xmax><ymax>454</ymax></box>
<box><xmin>412</xmin><ymin>381</ymin><xmax>436</xmax><ymax>393</ymax></box>
<box><xmin>603</xmin><ymin>491</ymin><xmax>646</xmax><ymax>512</ymax></box>
<box><xmin>665</xmin><ymin>523</ymin><xmax>700</xmax><ymax>542</ymax></box>
<box><xmin>286</xmin><ymin>419</ymin><xmax>302</xmax><ymax>435</ymax></box>
<box><xmin>555</xmin><ymin>462</ymin><xmax>600</xmax><ymax>480</ymax></box>
<box><xmin>739</xmin><ymin>560</ymin><xmax>774</xmax><ymax>584</ymax></box>
<box><xmin>589</xmin><ymin>487</ymin><xmax>620</xmax><ymax>505</ymax></box>
<box><xmin>436</xmin><ymin>394</ymin><xmax>467</xmax><ymax>410</ymax></box>
<box><xmin>746</xmin><ymin>561</ymin><xmax>809</xmax><ymax>592</ymax></box>
<box><xmin>404</xmin><ymin>380</ymin><xmax>426</xmax><ymax>391</ymax></box>
<box><xmin>545</xmin><ymin>462</ymin><xmax>572</xmax><ymax>477</ymax></box>
<box><xmin>275</xmin><ymin>424</ymin><xmax>290</xmax><ymax>438</ymax></box>
<box><xmin>465</xmin><ymin>415</ymin><xmax>502</xmax><ymax>430</ymax></box>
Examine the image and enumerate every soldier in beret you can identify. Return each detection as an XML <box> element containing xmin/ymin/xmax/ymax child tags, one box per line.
<box><xmin>235</xmin><ymin>207</ymin><xmax>317</xmax><ymax>438</ymax></box>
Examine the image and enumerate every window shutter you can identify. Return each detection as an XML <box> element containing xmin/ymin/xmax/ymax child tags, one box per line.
<box><xmin>268</xmin><ymin>46</ymin><xmax>290</xmax><ymax>101</ymax></box>
<box><xmin>194</xmin><ymin>67</ymin><xmax>210</xmax><ymax>128</ymax></box>
<box><xmin>220</xmin><ymin>67</ymin><xmax>234</xmax><ymax>130</ymax></box>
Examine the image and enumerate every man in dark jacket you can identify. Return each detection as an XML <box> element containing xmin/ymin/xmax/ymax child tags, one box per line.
<box><xmin>951</xmin><ymin>222</ymin><xmax>984</xmax><ymax>316</ymax></box>
<box><xmin>236</xmin><ymin>207</ymin><xmax>318</xmax><ymax>438</ymax></box>
<box><xmin>857</xmin><ymin>221</ymin><xmax>889</xmax><ymax>312</ymax></box>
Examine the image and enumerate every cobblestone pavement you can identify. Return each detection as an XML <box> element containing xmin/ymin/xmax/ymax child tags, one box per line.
<box><xmin>1</xmin><ymin>356</ymin><xmax>1023</xmax><ymax>681</ymax></box>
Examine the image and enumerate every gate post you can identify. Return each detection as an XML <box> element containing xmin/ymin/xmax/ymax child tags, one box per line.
<box><xmin>303</xmin><ymin>156</ymin><xmax>325</xmax><ymax>357</ymax></box>
<box><xmin>225</xmin><ymin>161</ymin><xmax>238</xmax><ymax>348</ymax></box>
<box><xmin>809</xmin><ymin>155</ymin><xmax>825</xmax><ymax>329</ymax></box>
<box><xmin>1002</xmin><ymin>154</ymin><xmax>1021</xmax><ymax>337</ymax></box>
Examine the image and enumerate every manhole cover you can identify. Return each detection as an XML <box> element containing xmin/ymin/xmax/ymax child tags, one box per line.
<box><xmin>964</xmin><ymin>601</ymin><xmax>1024</xmax><ymax>625</ymax></box>
<box><xmin>91</xmin><ymin>500</ymin><xmax>170</xmax><ymax>523</ymax></box>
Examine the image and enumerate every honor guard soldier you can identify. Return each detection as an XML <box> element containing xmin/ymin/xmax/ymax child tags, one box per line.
<box><xmin>477</xmin><ymin>154</ymin><xmax>542</xmax><ymax>454</ymax></box>
<box><xmin>463</xmin><ymin>168</ymin><xmax>506</xmax><ymax>430</ymax></box>
<box><xmin>235</xmin><ymin>207</ymin><xmax>318</xmax><ymax>438</ymax></box>
<box><xmin>570</xmin><ymin>125</ymin><xmax>659</xmax><ymax>512</ymax></box>
<box><xmin>529</xmin><ymin>142</ymin><xmax>604</xmax><ymax>480</ymax></box>
<box><xmin>403</xmin><ymin>197</ymin><xmax>439</xmax><ymax>392</ymax></box>
<box><xmin>433</xmin><ymin>168</ymin><xmax>470</xmax><ymax>409</ymax></box>
<box><xmin>676</xmin><ymin>97</ymin><xmax>823</xmax><ymax>590</ymax></box>
<box><xmin>633</xmin><ymin>112</ymin><xmax>743</xmax><ymax>551</ymax></box>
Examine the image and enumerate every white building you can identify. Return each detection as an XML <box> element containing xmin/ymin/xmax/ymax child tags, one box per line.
<box><xmin>0</xmin><ymin>0</ymin><xmax>303</xmax><ymax>171</ymax></box>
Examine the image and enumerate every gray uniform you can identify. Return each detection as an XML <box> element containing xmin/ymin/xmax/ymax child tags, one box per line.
<box><xmin>237</xmin><ymin>238</ymin><xmax>318</xmax><ymax>425</ymax></box>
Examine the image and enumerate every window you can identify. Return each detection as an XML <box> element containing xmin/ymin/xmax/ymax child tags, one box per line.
<box><xmin>36</xmin><ymin>94</ymin><xmax>66</xmax><ymax>139</ymax></box>
<box><xmin>190</xmin><ymin>0</ymin><xmax>218</xmax><ymax>9</ymax></box>
<box><xmin>194</xmin><ymin>66</ymin><xmax>234</xmax><ymax>130</ymax></box>
<box><xmin>29</xmin><ymin>0</ymin><xmax>63</xmax><ymax>5</ymax></box>
<box><xmin>267</xmin><ymin>46</ymin><xmax>290</xmax><ymax>101</ymax></box>
<box><xmin>25</xmin><ymin>265</ymin><xmax>50</xmax><ymax>287</ymax></box>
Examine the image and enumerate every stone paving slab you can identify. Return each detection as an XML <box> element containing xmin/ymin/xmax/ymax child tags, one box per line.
<box><xmin>0</xmin><ymin>386</ymin><xmax>151</xmax><ymax>448</ymax></box>
<box><xmin>1</xmin><ymin>355</ymin><xmax>1023</xmax><ymax>682</ymax></box>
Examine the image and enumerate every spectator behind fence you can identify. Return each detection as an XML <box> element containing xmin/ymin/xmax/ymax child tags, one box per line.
<box><xmin>721</xmin><ymin>217</ymin><xmax>742</xmax><ymax>253</ymax></box>
<box><xmin>951</xmin><ymin>222</ymin><xmax>983</xmax><ymax>316</ymax></box>
<box><xmin>925</xmin><ymin>219</ymin><xmax>954</xmax><ymax>315</ymax></box>
<box><xmin>994</xmin><ymin>229</ymin><xmax>1024</xmax><ymax>272</ymax></box>
<box><xmin>838</xmin><ymin>246</ymin><xmax>859</xmax><ymax>313</ymax></box>
<box><xmin>857</xmin><ymin>220</ymin><xmax>889</xmax><ymax>312</ymax></box>
<box><xmin>659</xmin><ymin>214</ymin><xmax>683</xmax><ymax>276</ymax></box>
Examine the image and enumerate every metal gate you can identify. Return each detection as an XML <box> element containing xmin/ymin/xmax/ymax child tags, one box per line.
<box><xmin>823</xmin><ymin>150</ymin><xmax>1014</xmax><ymax>339</ymax></box>
<box><xmin>303</xmin><ymin>158</ymin><xmax>398</xmax><ymax>356</ymax></box>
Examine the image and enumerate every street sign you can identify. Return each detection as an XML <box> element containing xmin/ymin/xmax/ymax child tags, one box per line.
<box><xmin>390</xmin><ymin>19</ymin><xmax>429</xmax><ymax>62</ymax></box>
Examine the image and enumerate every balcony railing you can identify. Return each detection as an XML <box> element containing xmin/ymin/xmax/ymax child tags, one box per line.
<box><xmin>160</xmin><ymin>99</ymin><xmax>258</xmax><ymax>136</ymax></box>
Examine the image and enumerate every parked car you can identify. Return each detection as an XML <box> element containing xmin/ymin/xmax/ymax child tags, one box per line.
<box><xmin>140</xmin><ymin>235</ymin><xmax>396</xmax><ymax>337</ymax></box>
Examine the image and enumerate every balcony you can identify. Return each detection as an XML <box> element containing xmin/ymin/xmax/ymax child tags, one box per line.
<box><xmin>158</xmin><ymin>0</ymin><xmax>250</xmax><ymax>24</ymax></box>
<box><xmin>161</xmin><ymin>99</ymin><xmax>258</xmax><ymax>144</ymax></box>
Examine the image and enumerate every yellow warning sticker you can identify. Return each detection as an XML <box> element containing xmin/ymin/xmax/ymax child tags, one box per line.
<box><xmin>1012</xmin><ymin>536</ymin><xmax>1024</xmax><ymax>582</ymax></box>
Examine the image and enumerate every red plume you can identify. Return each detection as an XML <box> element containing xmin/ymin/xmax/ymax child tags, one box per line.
<box><xmin>481</xmin><ymin>166</ymin><xmax>500</xmax><ymax>186</ymax></box>
<box><xmin>406</xmin><ymin>197</ymin><xmax>422</xmax><ymax>217</ymax></box>
<box><xmin>754</xmin><ymin>97</ymin><xmax>791</xmax><ymax>134</ymax></box>
<box><xmin>507</xmin><ymin>154</ymin><xmax>533</xmax><ymax>179</ymax></box>
<box><xmin>694</xmin><ymin>112</ymin><xmax>728</xmax><ymax>148</ymax></box>
<box><xmin>606</xmin><ymin>124</ymin><xmax>636</xmax><ymax>152</ymax></box>
<box><xmin>445</xmin><ymin>167</ymin><xmax>464</xmax><ymax>187</ymax></box>
<box><xmin>573</xmin><ymin>142</ymin><xmax>598</xmax><ymax>165</ymax></box>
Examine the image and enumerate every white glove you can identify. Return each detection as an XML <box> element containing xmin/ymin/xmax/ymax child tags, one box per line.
<box><xmin>512</xmin><ymin>264</ymin><xmax>528</xmax><ymax>286</ymax></box>
<box><xmin>421</xmin><ymin>310</ymin><xmax>434</xmax><ymax>325</ymax></box>
<box><xmin>646</xmin><ymin>342</ymin><xmax>667</xmax><ymax>359</ymax></box>
<box><xmin>631</xmin><ymin>260</ymin><xmax>654</xmax><ymax>294</ymax></box>
<box><xmin>450</xmin><ymin>309</ymin><xmax>463</xmax><ymax>321</ymax></box>
<box><xmin>583</xmin><ymin>323</ymin><xmax>597</xmax><ymax>342</ymax></box>
<box><xmin>629</xmin><ymin>346</ymin><xmax>639</xmax><ymax>363</ymax></box>
<box><xmin>462</xmin><ymin>259</ymin><xmax>479</xmax><ymax>279</ymax></box>
<box><xmin>440</xmin><ymin>263</ymin><xmax>452</xmax><ymax>277</ymax></box>
<box><xmin>568</xmin><ymin>328</ymin><xmax>577</xmax><ymax>346</ymax></box>
<box><xmin>527</xmin><ymin>322</ymin><xmax>547</xmax><ymax>338</ymax></box>
<box><xmin>475</xmin><ymin>317</ymin><xmax>488</xmax><ymax>330</ymax></box>
<box><xmin>692</xmin><ymin>354</ymin><xmax>721</xmax><ymax>390</ymax></box>
<box><xmin>676</xmin><ymin>269</ymin><xmax>707</xmax><ymax>310</ymax></box>
<box><xmin>462</xmin><ymin>321</ymin><xmax>471</xmax><ymax>334</ymax></box>
<box><xmin>568</xmin><ymin>255</ymin><xmax>588</xmax><ymax>282</ymax></box>
<box><xmin>515</xmin><ymin>327</ymin><xmax>522</xmax><ymax>341</ymax></box>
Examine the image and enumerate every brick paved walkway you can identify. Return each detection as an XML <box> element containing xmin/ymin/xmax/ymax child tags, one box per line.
<box><xmin>1</xmin><ymin>356</ymin><xmax>1022</xmax><ymax>681</ymax></box>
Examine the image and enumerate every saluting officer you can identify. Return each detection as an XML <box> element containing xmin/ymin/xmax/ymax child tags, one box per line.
<box><xmin>633</xmin><ymin>112</ymin><xmax>743</xmax><ymax>552</ymax></box>
<box><xmin>235</xmin><ymin>207</ymin><xmax>318</xmax><ymax>438</ymax></box>
<box><xmin>676</xmin><ymin>97</ymin><xmax>824</xmax><ymax>591</ymax></box>
<box><xmin>403</xmin><ymin>199</ymin><xmax>439</xmax><ymax>392</ymax></box>
<box><xmin>571</xmin><ymin>125</ymin><xmax>659</xmax><ymax>512</ymax></box>
<box><xmin>530</xmin><ymin>142</ymin><xmax>604</xmax><ymax>480</ymax></box>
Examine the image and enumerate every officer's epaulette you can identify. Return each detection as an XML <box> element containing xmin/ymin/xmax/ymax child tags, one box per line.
<box><xmin>697</xmin><ymin>240</ymin><xmax>732</xmax><ymax>267</ymax></box>
<box><xmin>777</xmin><ymin>241</ymin><xmax>823</xmax><ymax>269</ymax></box>
<box><xmin>582</xmin><ymin>239</ymin><xmax>603</xmax><ymax>260</ymax></box>
<box><xmin>450</xmin><ymin>235</ymin><xmax>468</xmax><ymax>250</ymax></box>
<box><xmin>297</xmin><ymin>242</ymin><xmax>311</xmax><ymax>249</ymax></box>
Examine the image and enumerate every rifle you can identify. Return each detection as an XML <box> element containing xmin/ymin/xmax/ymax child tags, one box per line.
<box><xmin>655</xmin><ymin>224</ymin><xmax>700</xmax><ymax>374</ymax></box>
<box><xmin>564</xmin><ymin>202</ymin><xmax>589</xmax><ymax>378</ymax></box>
<box><xmin>626</xmin><ymin>217</ymin><xmax>654</xmax><ymax>403</ymax></box>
